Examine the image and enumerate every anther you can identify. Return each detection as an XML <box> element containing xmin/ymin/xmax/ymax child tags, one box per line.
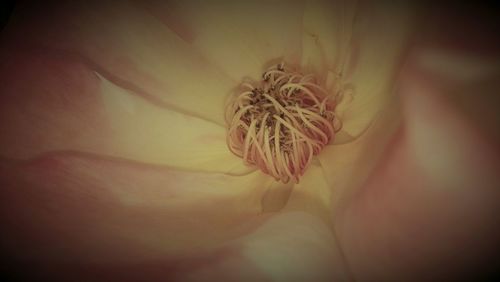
<box><xmin>262</xmin><ymin>72</ymin><xmax>270</xmax><ymax>81</ymax></box>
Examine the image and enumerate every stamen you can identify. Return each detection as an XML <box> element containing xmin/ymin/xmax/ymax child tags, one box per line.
<box><xmin>225</xmin><ymin>62</ymin><xmax>343</xmax><ymax>184</ymax></box>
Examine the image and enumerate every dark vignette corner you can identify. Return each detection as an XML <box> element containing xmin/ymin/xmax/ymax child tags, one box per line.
<box><xmin>0</xmin><ymin>0</ymin><xmax>16</xmax><ymax>32</ymax></box>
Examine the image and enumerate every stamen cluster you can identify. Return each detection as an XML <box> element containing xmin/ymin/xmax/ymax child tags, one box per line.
<box><xmin>225</xmin><ymin>63</ymin><xmax>341</xmax><ymax>183</ymax></box>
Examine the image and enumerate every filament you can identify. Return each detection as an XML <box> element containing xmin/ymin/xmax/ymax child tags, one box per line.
<box><xmin>225</xmin><ymin>62</ymin><xmax>343</xmax><ymax>184</ymax></box>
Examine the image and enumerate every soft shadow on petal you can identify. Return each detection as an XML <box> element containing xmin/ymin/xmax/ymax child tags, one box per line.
<box><xmin>0</xmin><ymin>47</ymin><xmax>250</xmax><ymax>174</ymax></box>
<box><xmin>302</xmin><ymin>1</ymin><xmax>415</xmax><ymax>141</ymax></box>
<box><xmin>142</xmin><ymin>0</ymin><xmax>304</xmax><ymax>82</ymax></box>
<box><xmin>4</xmin><ymin>1</ymin><xmax>235</xmax><ymax>125</ymax></box>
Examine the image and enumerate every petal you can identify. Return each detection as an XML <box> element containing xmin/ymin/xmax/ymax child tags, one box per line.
<box><xmin>302</xmin><ymin>1</ymin><xmax>415</xmax><ymax>140</ymax></box>
<box><xmin>317</xmin><ymin>106</ymin><xmax>400</xmax><ymax>211</ymax></box>
<box><xmin>146</xmin><ymin>0</ymin><xmax>304</xmax><ymax>81</ymax></box>
<box><xmin>301</xmin><ymin>1</ymin><xmax>358</xmax><ymax>76</ymax></box>
<box><xmin>405</xmin><ymin>13</ymin><xmax>500</xmax><ymax>140</ymax></box>
<box><xmin>238</xmin><ymin>165</ymin><xmax>349</xmax><ymax>281</ymax></box>
<box><xmin>0</xmin><ymin>46</ymin><xmax>249</xmax><ymax>174</ymax></box>
<box><xmin>232</xmin><ymin>211</ymin><xmax>350</xmax><ymax>281</ymax></box>
<box><xmin>1</xmin><ymin>154</ymin><xmax>349</xmax><ymax>281</ymax></box>
<box><xmin>98</xmin><ymin>73</ymin><xmax>249</xmax><ymax>174</ymax></box>
<box><xmin>334</xmin><ymin>67</ymin><xmax>500</xmax><ymax>280</ymax></box>
<box><xmin>0</xmin><ymin>153</ymin><xmax>268</xmax><ymax>265</ymax></box>
<box><xmin>259</xmin><ymin>163</ymin><xmax>335</xmax><ymax>216</ymax></box>
<box><xmin>289</xmin><ymin>163</ymin><xmax>335</xmax><ymax>215</ymax></box>
<box><xmin>159</xmin><ymin>212</ymin><xmax>350</xmax><ymax>282</ymax></box>
<box><xmin>258</xmin><ymin>117</ymin><xmax>396</xmax><ymax>216</ymax></box>
<box><xmin>215</xmin><ymin>164</ymin><xmax>350</xmax><ymax>281</ymax></box>
<box><xmin>403</xmin><ymin>48</ymin><xmax>500</xmax><ymax>141</ymax></box>
<box><xmin>6</xmin><ymin>1</ymin><xmax>235</xmax><ymax>124</ymax></box>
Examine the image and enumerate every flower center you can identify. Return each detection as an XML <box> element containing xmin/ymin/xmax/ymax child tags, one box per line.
<box><xmin>225</xmin><ymin>62</ymin><xmax>342</xmax><ymax>183</ymax></box>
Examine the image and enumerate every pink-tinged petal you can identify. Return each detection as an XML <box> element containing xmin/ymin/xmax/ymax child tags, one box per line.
<box><xmin>302</xmin><ymin>1</ymin><xmax>415</xmax><ymax>141</ymax></box>
<box><xmin>0</xmin><ymin>152</ymin><xmax>275</xmax><ymax>280</ymax></box>
<box><xmin>0</xmin><ymin>47</ymin><xmax>249</xmax><ymax>174</ymax></box>
<box><xmin>335</xmin><ymin>72</ymin><xmax>500</xmax><ymax>280</ymax></box>
<box><xmin>4</xmin><ymin>1</ymin><xmax>235</xmax><ymax>124</ymax></box>
<box><xmin>411</xmin><ymin>49</ymin><xmax>500</xmax><ymax>84</ymax></box>
<box><xmin>404</xmin><ymin>2</ymin><xmax>500</xmax><ymax>140</ymax></box>
<box><xmin>405</xmin><ymin>58</ymin><xmax>500</xmax><ymax>142</ymax></box>
<box><xmin>327</xmin><ymin>6</ymin><xmax>500</xmax><ymax>277</ymax></box>
<box><xmin>401</xmin><ymin>49</ymin><xmax>500</xmax><ymax>144</ymax></box>
<box><xmin>143</xmin><ymin>0</ymin><xmax>304</xmax><ymax>82</ymax></box>
<box><xmin>0</xmin><ymin>153</ymin><xmax>353</xmax><ymax>281</ymax></box>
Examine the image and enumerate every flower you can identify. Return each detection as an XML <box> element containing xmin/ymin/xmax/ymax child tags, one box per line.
<box><xmin>1</xmin><ymin>1</ymin><xmax>499</xmax><ymax>281</ymax></box>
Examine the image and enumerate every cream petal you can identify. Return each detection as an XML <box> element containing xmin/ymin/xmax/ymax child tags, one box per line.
<box><xmin>0</xmin><ymin>47</ymin><xmax>249</xmax><ymax>174</ymax></box>
<box><xmin>6</xmin><ymin>1</ymin><xmax>235</xmax><ymax>124</ymax></box>
<box><xmin>302</xmin><ymin>1</ymin><xmax>415</xmax><ymax>140</ymax></box>
<box><xmin>150</xmin><ymin>0</ymin><xmax>304</xmax><ymax>81</ymax></box>
<box><xmin>233</xmin><ymin>211</ymin><xmax>351</xmax><ymax>282</ymax></box>
<box><xmin>258</xmin><ymin>162</ymin><xmax>336</xmax><ymax>215</ymax></box>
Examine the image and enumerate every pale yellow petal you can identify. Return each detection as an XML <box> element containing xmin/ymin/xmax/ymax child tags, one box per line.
<box><xmin>98</xmin><ymin>74</ymin><xmax>253</xmax><ymax>174</ymax></box>
<box><xmin>258</xmin><ymin>162</ymin><xmax>335</xmax><ymax>215</ymax></box>
<box><xmin>156</xmin><ymin>0</ymin><xmax>304</xmax><ymax>81</ymax></box>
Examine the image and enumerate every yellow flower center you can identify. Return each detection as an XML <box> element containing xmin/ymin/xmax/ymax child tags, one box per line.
<box><xmin>225</xmin><ymin>62</ymin><xmax>342</xmax><ymax>183</ymax></box>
